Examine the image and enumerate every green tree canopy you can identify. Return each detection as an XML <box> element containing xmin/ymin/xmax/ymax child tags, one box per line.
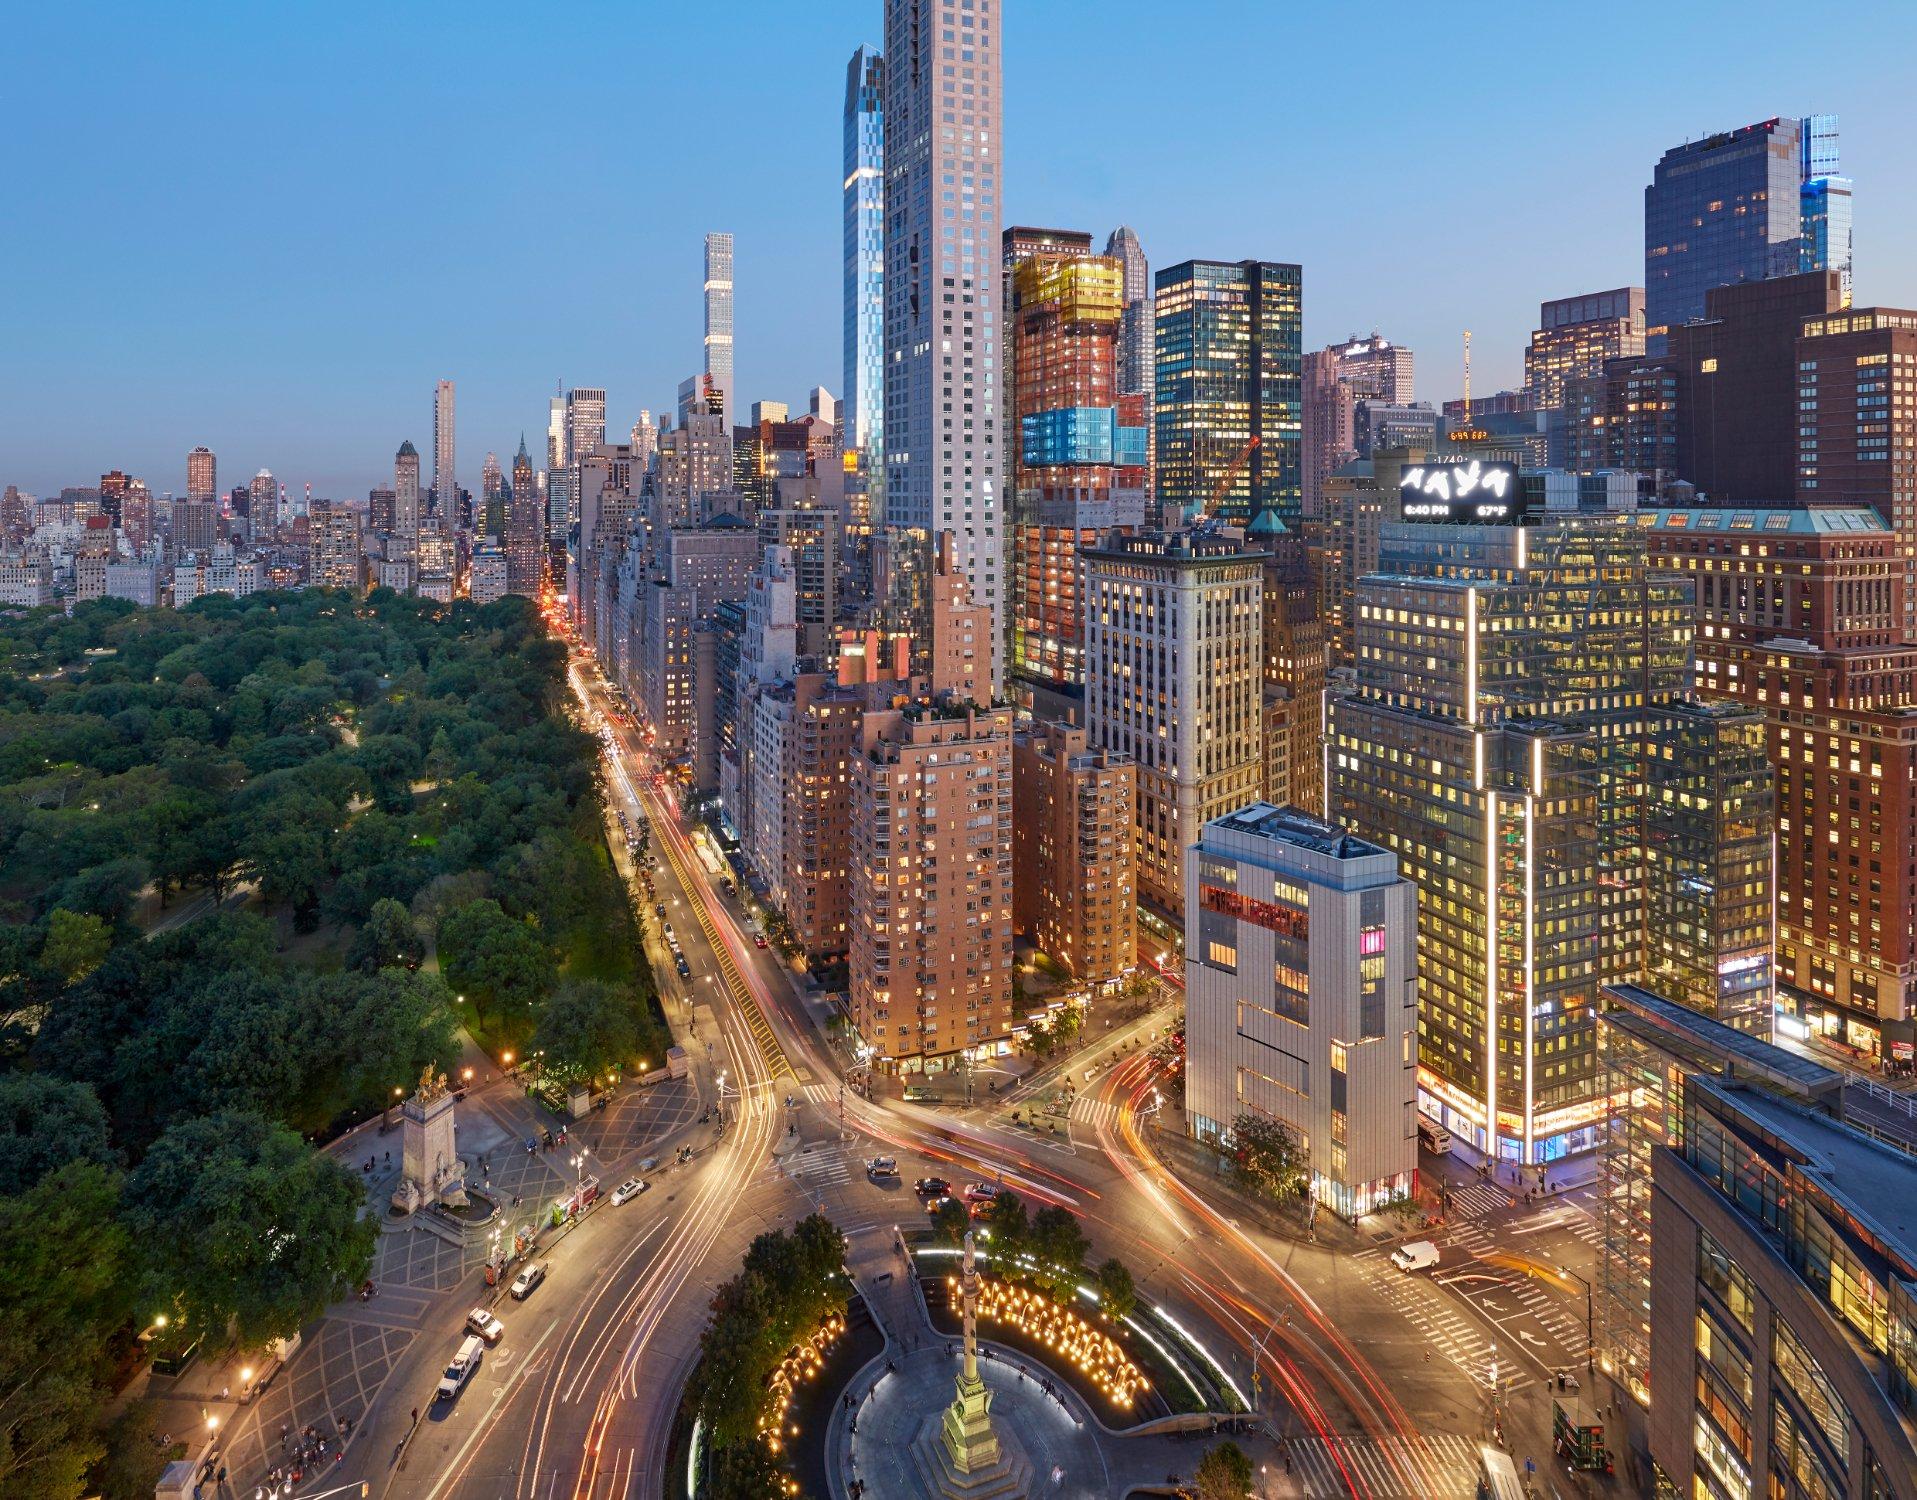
<box><xmin>0</xmin><ymin>1073</ymin><xmax>116</xmax><ymax>1195</ymax></box>
<box><xmin>124</xmin><ymin>1112</ymin><xmax>375</xmax><ymax>1349</ymax></box>
<box><xmin>347</xmin><ymin>897</ymin><xmax>424</xmax><ymax>973</ymax></box>
<box><xmin>1194</xmin><ymin>1439</ymin><xmax>1255</xmax><ymax>1500</ymax></box>
<box><xmin>39</xmin><ymin>909</ymin><xmax>113</xmax><ymax>984</ymax></box>
<box><xmin>438</xmin><ymin>898</ymin><xmax>555</xmax><ymax>1013</ymax></box>
<box><xmin>1225</xmin><ymin>1110</ymin><xmax>1307</xmax><ymax>1202</ymax></box>
<box><xmin>534</xmin><ymin>979</ymin><xmax>648</xmax><ymax>1087</ymax></box>
<box><xmin>1092</xmin><ymin>1257</ymin><xmax>1138</xmax><ymax>1322</ymax></box>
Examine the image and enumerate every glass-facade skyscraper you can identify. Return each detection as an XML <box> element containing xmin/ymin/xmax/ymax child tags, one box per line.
<box><xmin>1153</xmin><ymin>259</ymin><xmax>1301</xmax><ymax>528</ymax></box>
<box><xmin>1645</xmin><ymin>115</ymin><xmax>1853</xmax><ymax>350</ymax></box>
<box><xmin>842</xmin><ymin>46</ymin><xmax>884</xmax><ymax>464</ymax></box>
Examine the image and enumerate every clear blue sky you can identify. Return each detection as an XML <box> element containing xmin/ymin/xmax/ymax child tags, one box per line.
<box><xmin>8</xmin><ymin>0</ymin><xmax>1916</xmax><ymax>499</ymax></box>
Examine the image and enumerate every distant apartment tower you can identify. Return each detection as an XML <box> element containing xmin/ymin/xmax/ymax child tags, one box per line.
<box><xmin>1083</xmin><ymin>528</ymin><xmax>1266</xmax><ymax>921</ymax></box>
<box><xmin>506</xmin><ymin>436</ymin><xmax>543</xmax><ymax>596</ymax></box>
<box><xmin>1154</xmin><ymin>259</ymin><xmax>1303</xmax><ymax>527</ymax></box>
<box><xmin>433</xmin><ymin>380</ymin><xmax>456</xmax><ymax>517</ymax></box>
<box><xmin>565</xmin><ymin>389</ymin><xmax>608</xmax><ymax>477</ymax></box>
<box><xmin>881</xmin><ymin>0</ymin><xmax>1004</xmax><ymax>690</ymax></box>
<box><xmin>393</xmin><ymin>441</ymin><xmax>421</xmax><ymax>559</ymax></box>
<box><xmin>1645</xmin><ymin>115</ymin><xmax>1852</xmax><ymax>350</ymax></box>
<box><xmin>1106</xmin><ymin>226</ymin><xmax>1153</xmax><ymax>489</ymax></box>
<box><xmin>1012</xmin><ymin>721</ymin><xmax>1137</xmax><ymax>985</ymax></box>
<box><xmin>469</xmin><ymin>543</ymin><xmax>509</xmax><ymax>605</ymax></box>
<box><xmin>1184</xmin><ymin>804</ymin><xmax>1418</xmax><ymax>1221</ymax></box>
<box><xmin>1523</xmin><ymin>288</ymin><xmax>1644</xmax><ymax>411</ymax></box>
<box><xmin>843</xmin><ymin>46</ymin><xmax>885</xmax><ymax>463</ymax></box>
<box><xmin>249</xmin><ymin>469</ymin><xmax>277</xmax><ymax>537</ymax></box>
<box><xmin>704</xmin><ymin>233</ymin><xmax>734</xmax><ymax>416</ymax></box>
<box><xmin>171</xmin><ymin>499</ymin><xmax>218</xmax><ymax>555</ymax></box>
<box><xmin>308</xmin><ymin>504</ymin><xmax>363</xmax><ymax>590</ymax></box>
<box><xmin>1301</xmin><ymin>335</ymin><xmax>1413</xmax><ymax>517</ymax></box>
<box><xmin>186</xmin><ymin>446</ymin><xmax>217</xmax><ymax>503</ymax></box>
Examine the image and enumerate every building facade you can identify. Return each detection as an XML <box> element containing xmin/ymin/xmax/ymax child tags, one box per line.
<box><xmin>1524</xmin><ymin>288</ymin><xmax>1645</xmax><ymax>412</ymax></box>
<box><xmin>704</xmin><ymin>233</ymin><xmax>734</xmax><ymax>416</ymax></box>
<box><xmin>881</xmin><ymin>0</ymin><xmax>1004</xmax><ymax>689</ymax></box>
<box><xmin>1082</xmin><ymin>528</ymin><xmax>1265</xmax><ymax>921</ymax></box>
<box><xmin>1184</xmin><ymin>803</ymin><xmax>1418</xmax><ymax>1221</ymax></box>
<box><xmin>1011</xmin><ymin>721</ymin><xmax>1136</xmax><ymax>986</ymax></box>
<box><xmin>433</xmin><ymin>379</ymin><xmax>456</xmax><ymax>518</ymax></box>
<box><xmin>1154</xmin><ymin>259</ymin><xmax>1302</xmax><ymax>528</ymax></box>
<box><xmin>843</xmin><ymin>46</ymin><xmax>884</xmax><ymax>465</ymax></box>
<box><xmin>507</xmin><ymin>436</ymin><xmax>542</xmax><ymax>595</ymax></box>
<box><xmin>186</xmin><ymin>445</ymin><xmax>217</xmax><ymax>503</ymax></box>
<box><xmin>1106</xmin><ymin>226</ymin><xmax>1153</xmax><ymax>495</ymax></box>
<box><xmin>1301</xmin><ymin>335</ymin><xmax>1413</xmax><ymax>521</ymax></box>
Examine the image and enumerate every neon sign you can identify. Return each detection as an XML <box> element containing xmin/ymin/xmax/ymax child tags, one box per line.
<box><xmin>1398</xmin><ymin>459</ymin><xmax>1520</xmax><ymax>523</ymax></box>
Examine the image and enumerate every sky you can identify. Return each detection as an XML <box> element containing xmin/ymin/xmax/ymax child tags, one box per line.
<box><xmin>8</xmin><ymin>0</ymin><xmax>1917</xmax><ymax>500</ymax></box>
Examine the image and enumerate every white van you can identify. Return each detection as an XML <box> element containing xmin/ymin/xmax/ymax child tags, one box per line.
<box><xmin>1389</xmin><ymin>1240</ymin><xmax>1441</xmax><ymax>1274</ymax></box>
<box><xmin>1417</xmin><ymin>1120</ymin><xmax>1453</xmax><ymax>1156</ymax></box>
<box><xmin>436</xmin><ymin>1335</ymin><xmax>485</xmax><ymax>1400</ymax></box>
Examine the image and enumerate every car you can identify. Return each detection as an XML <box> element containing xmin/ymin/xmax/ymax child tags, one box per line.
<box><xmin>962</xmin><ymin>1182</ymin><xmax>1001</xmax><ymax>1205</ymax></box>
<box><xmin>867</xmin><ymin>1156</ymin><xmax>900</xmax><ymax>1181</ymax></box>
<box><xmin>662</xmin><ymin>923</ymin><xmax>675</xmax><ymax>941</ymax></box>
<box><xmin>924</xmin><ymin>1195</ymin><xmax>957</xmax><ymax>1217</ymax></box>
<box><xmin>720</xmin><ymin>878</ymin><xmax>735</xmax><ymax>894</ymax></box>
<box><xmin>914</xmin><ymin>1177</ymin><xmax>952</xmax><ymax>1198</ymax></box>
<box><xmin>753</xmin><ymin>934</ymin><xmax>768</xmax><ymax>949</ymax></box>
<box><xmin>509</xmin><ymin>1262</ymin><xmax>548</xmax><ymax>1300</ymax></box>
<box><xmin>675</xmin><ymin>956</ymin><xmax>691</xmax><ymax>978</ymax></box>
<box><xmin>637</xmin><ymin>1156</ymin><xmax>659</xmax><ymax>1171</ymax></box>
<box><xmin>464</xmin><ymin>1307</ymin><xmax>505</xmax><ymax>1344</ymax></box>
<box><xmin>655</xmin><ymin>903</ymin><xmax>667</xmax><ymax>917</ymax></box>
<box><xmin>1389</xmin><ymin>1240</ymin><xmax>1442</xmax><ymax>1274</ymax></box>
<box><xmin>610</xmin><ymin>1177</ymin><xmax>649</xmax><ymax>1205</ymax></box>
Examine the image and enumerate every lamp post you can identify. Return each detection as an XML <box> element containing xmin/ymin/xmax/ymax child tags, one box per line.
<box><xmin>1557</xmin><ymin>1263</ymin><xmax>1596</xmax><ymax>1378</ymax></box>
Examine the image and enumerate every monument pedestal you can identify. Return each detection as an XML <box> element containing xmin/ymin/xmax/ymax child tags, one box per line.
<box><xmin>390</xmin><ymin>1068</ymin><xmax>466</xmax><ymax>1214</ymax></box>
<box><xmin>940</xmin><ymin>1366</ymin><xmax>999</xmax><ymax>1471</ymax></box>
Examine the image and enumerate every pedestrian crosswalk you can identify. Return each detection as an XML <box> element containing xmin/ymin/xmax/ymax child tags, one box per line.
<box><xmin>1445</xmin><ymin>1182</ymin><xmax>1513</xmax><ymax>1218</ymax></box>
<box><xmin>1283</xmin><ymin>1431</ymin><xmax>1483</xmax><ymax>1498</ymax></box>
<box><xmin>786</xmin><ymin>1142</ymin><xmax>850</xmax><ymax>1188</ymax></box>
<box><xmin>1069</xmin><ymin>1096</ymin><xmax>1116</xmax><ymax>1133</ymax></box>
<box><xmin>1352</xmin><ymin>1250</ymin><xmax>1529</xmax><ymax>1394</ymax></box>
<box><xmin>802</xmin><ymin>1082</ymin><xmax>837</xmax><ymax>1109</ymax></box>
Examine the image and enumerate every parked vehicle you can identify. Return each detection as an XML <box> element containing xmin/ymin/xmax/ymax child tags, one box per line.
<box><xmin>1389</xmin><ymin>1240</ymin><xmax>1441</xmax><ymax>1273</ymax></box>
<box><xmin>465</xmin><ymin>1308</ymin><xmax>505</xmax><ymax>1344</ymax></box>
<box><xmin>510</xmin><ymin>1262</ymin><xmax>548</xmax><ymax>1300</ymax></box>
<box><xmin>610</xmin><ymin>1178</ymin><xmax>649</xmax><ymax>1205</ymax></box>
<box><xmin>1417</xmin><ymin>1120</ymin><xmax>1454</xmax><ymax>1156</ymax></box>
<box><xmin>436</xmin><ymin>1335</ymin><xmax>485</xmax><ymax>1400</ymax></box>
<box><xmin>962</xmin><ymin>1182</ymin><xmax>1001</xmax><ymax>1205</ymax></box>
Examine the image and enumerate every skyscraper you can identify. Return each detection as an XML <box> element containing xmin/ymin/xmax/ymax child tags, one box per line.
<box><xmin>1645</xmin><ymin>115</ymin><xmax>1850</xmax><ymax>350</ymax></box>
<box><xmin>249</xmin><ymin>469</ymin><xmax>277</xmax><ymax>538</ymax></box>
<box><xmin>1522</xmin><ymin>289</ymin><xmax>1644</xmax><ymax>412</ymax></box>
<box><xmin>629</xmin><ymin>411</ymin><xmax>657</xmax><ymax>470</ymax></box>
<box><xmin>1106</xmin><ymin>227</ymin><xmax>1152</xmax><ymax>417</ymax></box>
<box><xmin>843</xmin><ymin>46</ymin><xmax>885</xmax><ymax>463</ymax></box>
<box><xmin>186</xmin><ymin>446</ymin><xmax>217</xmax><ymax>503</ymax></box>
<box><xmin>882</xmin><ymin>0</ymin><xmax>1005</xmax><ymax>689</ymax></box>
<box><xmin>393</xmin><ymin>440</ymin><xmax>420</xmax><ymax>558</ymax></box>
<box><xmin>1301</xmin><ymin>335</ymin><xmax>1413</xmax><ymax>517</ymax></box>
<box><xmin>433</xmin><ymin>380</ymin><xmax>455</xmax><ymax>518</ymax></box>
<box><xmin>1154</xmin><ymin>260</ymin><xmax>1303</xmax><ymax>527</ymax></box>
<box><xmin>547</xmin><ymin>394</ymin><xmax>568</xmax><ymax>472</ymax></box>
<box><xmin>507</xmin><ymin>436</ymin><xmax>542</xmax><ymax>597</ymax></box>
<box><xmin>565</xmin><ymin>388</ymin><xmax>607</xmax><ymax>473</ymax></box>
<box><xmin>704</xmin><ymin>232</ymin><xmax>734</xmax><ymax>416</ymax></box>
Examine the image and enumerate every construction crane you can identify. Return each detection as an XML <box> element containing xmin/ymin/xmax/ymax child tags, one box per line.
<box><xmin>1196</xmin><ymin>435</ymin><xmax>1259</xmax><ymax>523</ymax></box>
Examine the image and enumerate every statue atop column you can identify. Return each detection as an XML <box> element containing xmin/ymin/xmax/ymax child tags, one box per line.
<box><xmin>939</xmin><ymin>1229</ymin><xmax>1000</xmax><ymax>1472</ymax></box>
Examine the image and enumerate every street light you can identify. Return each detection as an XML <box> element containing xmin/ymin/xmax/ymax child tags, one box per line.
<box><xmin>1556</xmin><ymin>1263</ymin><xmax>1596</xmax><ymax>1378</ymax></box>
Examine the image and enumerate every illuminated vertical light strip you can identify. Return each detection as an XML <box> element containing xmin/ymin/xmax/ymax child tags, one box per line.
<box><xmin>1483</xmin><ymin>792</ymin><xmax>1499</xmax><ymax>1155</ymax></box>
<box><xmin>1523</xmin><ymin>737</ymin><xmax>1540</xmax><ymax>1164</ymax></box>
<box><xmin>1465</xmin><ymin>586</ymin><xmax>1480</xmax><ymax>725</ymax></box>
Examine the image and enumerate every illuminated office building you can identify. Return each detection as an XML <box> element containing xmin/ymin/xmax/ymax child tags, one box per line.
<box><xmin>506</xmin><ymin>436</ymin><xmax>543</xmax><ymax>595</ymax></box>
<box><xmin>186</xmin><ymin>445</ymin><xmax>217</xmax><ymax>503</ymax></box>
<box><xmin>1328</xmin><ymin>469</ymin><xmax>1710</xmax><ymax>1162</ymax></box>
<box><xmin>1301</xmin><ymin>335</ymin><xmax>1413</xmax><ymax>517</ymax></box>
<box><xmin>1106</xmin><ymin>226</ymin><xmax>1153</xmax><ymax>493</ymax></box>
<box><xmin>1154</xmin><ymin>259</ymin><xmax>1302</xmax><ymax>528</ymax></box>
<box><xmin>1523</xmin><ymin>288</ymin><xmax>1644</xmax><ymax>412</ymax></box>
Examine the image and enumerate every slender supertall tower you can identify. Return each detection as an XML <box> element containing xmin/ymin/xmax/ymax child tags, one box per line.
<box><xmin>704</xmin><ymin>233</ymin><xmax>734</xmax><ymax>416</ymax></box>
<box><xmin>843</xmin><ymin>46</ymin><xmax>885</xmax><ymax>462</ymax></box>
<box><xmin>882</xmin><ymin>0</ymin><xmax>1004</xmax><ymax>689</ymax></box>
<box><xmin>433</xmin><ymin>380</ymin><xmax>456</xmax><ymax>517</ymax></box>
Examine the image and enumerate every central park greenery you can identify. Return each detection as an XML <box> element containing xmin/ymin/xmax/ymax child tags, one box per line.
<box><xmin>0</xmin><ymin>588</ymin><xmax>667</xmax><ymax>1499</ymax></box>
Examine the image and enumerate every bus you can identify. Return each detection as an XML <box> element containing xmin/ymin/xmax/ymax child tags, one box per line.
<box><xmin>1476</xmin><ymin>1445</ymin><xmax>1523</xmax><ymax>1500</ymax></box>
<box><xmin>1418</xmin><ymin>1119</ymin><xmax>1454</xmax><ymax>1155</ymax></box>
<box><xmin>901</xmin><ymin>1084</ymin><xmax>938</xmax><ymax>1103</ymax></box>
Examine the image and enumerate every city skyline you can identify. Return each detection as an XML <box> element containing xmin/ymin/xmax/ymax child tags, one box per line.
<box><xmin>11</xmin><ymin>3</ymin><xmax>1917</xmax><ymax>497</ymax></box>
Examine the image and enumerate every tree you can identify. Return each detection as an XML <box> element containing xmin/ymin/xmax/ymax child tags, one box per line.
<box><xmin>0</xmin><ymin>1163</ymin><xmax>131</xmax><ymax>1500</ymax></box>
<box><xmin>980</xmin><ymin>1190</ymin><xmax>1029</xmax><ymax>1272</ymax></box>
<box><xmin>534</xmin><ymin>979</ymin><xmax>643</xmax><ymax>1086</ymax></box>
<box><xmin>929</xmin><ymin>1197</ymin><xmax>971</xmax><ymax>1247</ymax></box>
<box><xmin>1225</xmin><ymin>1110</ymin><xmax>1307</xmax><ymax>1203</ymax></box>
<box><xmin>1194</xmin><ymin>1439</ymin><xmax>1255</xmax><ymax>1500</ymax></box>
<box><xmin>124</xmin><ymin>1112</ymin><xmax>376</xmax><ymax>1348</ymax></box>
<box><xmin>347</xmin><ymin>898</ymin><xmax>424</xmax><ymax>972</ymax></box>
<box><xmin>438</xmin><ymin>898</ymin><xmax>555</xmax><ymax>1013</ymax></box>
<box><xmin>0</xmin><ymin>1073</ymin><xmax>115</xmax><ymax>1195</ymax></box>
<box><xmin>1092</xmin><ymin>1257</ymin><xmax>1137</xmax><ymax>1322</ymax></box>
<box><xmin>1028</xmin><ymin>1204</ymin><xmax>1090</xmax><ymax>1301</ymax></box>
<box><xmin>40</xmin><ymin>909</ymin><xmax>111</xmax><ymax>985</ymax></box>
